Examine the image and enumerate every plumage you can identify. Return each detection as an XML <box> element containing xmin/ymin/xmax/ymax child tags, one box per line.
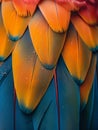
<box><xmin>39</xmin><ymin>0</ymin><xmax>70</xmax><ymax>32</ymax></box>
<box><xmin>29</xmin><ymin>9</ymin><xmax>66</xmax><ymax>69</ymax></box>
<box><xmin>62</xmin><ymin>24</ymin><xmax>92</xmax><ymax>84</ymax></box>
<box><xmin>0</xmin><ymin>0</ymin><xmax>98</xmax><ymax>130</ymax></box>
<box><xmin>71</xmin><ymin>14</ymin><xmax>98</xmax><ymax>51</ymax></box>
<box><xmin>2</xmin><ymin>1</ymin><xmax>31</xmax><ymax>41</ymax></box>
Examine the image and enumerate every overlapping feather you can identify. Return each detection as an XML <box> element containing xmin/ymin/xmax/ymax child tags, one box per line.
<box><xmin>0</xmin><ymin>0</ymin><xmax>98</xmax><ymax>130</ymax></box>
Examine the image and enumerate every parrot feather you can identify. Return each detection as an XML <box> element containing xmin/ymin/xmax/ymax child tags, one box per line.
<box><xmin>29</xmin><ymin>9</ymin><xmax>66</xmax><ymax>69</ymax></box>
<box><xmin>13</xmin><ymin>0</ymin><xmax>40</xmax><ymax>16</ymax></box>
<box><xmin>0</xmin><ymin>56</ymin><xmax>14</xmax><ymax>130</ymax></box>
<box><xmin>78</xmin><ymin>1</ymin><xmax>98</xmax><ymax>25</ymax></box>
<box><xmin>12</xmin><ymin>29</ymin><xmax>54</xmax><ymax>113</ymax></box>
<box><xmin>2</xmin><ymin>1</ymin><xmax>31</xmax><ymax>41</ymax></box>
<box><xmin>71</xmin><ymin>14</ymin><xmax>98</xmax><ymax>51</ymax></box>
<box><xmin>0</xmin><ymin>4</ymin><xmax>16</xmax><ymax>61</ymax></box>
<box><xmin>80</xmin><ymin>54</ymin><xmax>97</xmax><ymax>110</ymax></box>
<box><xmin>62</xmin><ymin>24</ymin><xmax>92</xmax><ymax>84</ymax></box>
<box><xmin>39</xmin><ymin>0</ymin><xmax>70</xmax><ymax>32</ymax></box>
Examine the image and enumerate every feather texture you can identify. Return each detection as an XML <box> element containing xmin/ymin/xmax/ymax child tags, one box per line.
<box><xmin>13</xmin><ymin>0</ymin><xmax>40</xmax><ymax>16</ymax></box>
<box><xmin>71</xmin><ymin>14</ymin><xmax>98</xmax><ymax>51</ymax></box>
<box><xmin>0</xmin><ymin>4</ymin><xmax>16</xmax><ymax>60</ymax></box>
<box><xmin>2</xmin><ymin>1</ymin><xmax>31</xmax><ymax>41</ymax></box>
<box><xmin>29</xmin><ymin>9</ymin><xmax>66</xmax><ymax>69</ymax></box>
<box><xmin>0</xmin><ymin>0</ymin><xmax>98</xmax><ymax>130</ymax></box>
<box><xmin>80</xmin><ymin>54</ymin><xmax>97</xmax><ymax>110</ymax></box>
<box><xmin>0</xmin><ymin>56</ymin><xmax>14</xmax><ymax>130</ymax></box>
<box><xmin>62</xmin><ymin>24</ymin><xmax>92</xmax><ymax>84</ymax></box>
<box><xmin>78</xmin><ymin>1</ymin><xmax>98</xmax><ymax>25</ymax></box>
<box><xmin>56</xmin><ymin>57</ymin><xmax>80</xmax><ymax>130</ymax></box>
<box><xmin>12</xmin><ymin>29</ymin><xmax>54</xmax><ymax>113</ymax></box>
<box><xmin>39</xmin><ymin>0</ymin><xmax>70</xmax><ymax>32</ymax></box>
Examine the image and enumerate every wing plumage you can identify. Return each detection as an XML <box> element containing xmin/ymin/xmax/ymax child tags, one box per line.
<box><xmin>0</xmin><ymin>0</ymin><xmax>98</xmax><ymax>129</ymax></box>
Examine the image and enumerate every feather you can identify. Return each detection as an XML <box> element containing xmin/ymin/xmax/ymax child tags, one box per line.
<box><xmin>12</xmin><ymin>29</ymin><xmax>54</xmax><ymax>113</ymax></box>
<box><xmin>32</xmin><ymin>56</ymin><xmax>80</xmax><ymax>130</ymax></box>
<box><xmin>56</xmin><ymin>0</ymin><xmax>86</xmax><ymax>11</ymax></box>
<box><xmin>0</xmin><ymin>4</ymin><xmax>16</xmax><ymax>60</ymax></box>
<box><xmin>62</xmin><ymin>24</ymin><xmax>92</xmax><ymax>84</ymax></box>
<box><xmin>2</xmin><ymin>1</ymin><xmax>31</xmax><ymax>41</ymax></box>
<box><xmin>0</xmin><ymin>55</ymin><xmax>12</xmax><ymax>81</ymax></box>
<box><xmin>15</xmin><ymin>100</ymin><xmax>34</xmax><ymax>130</ymax></box>
<box><xmin>78</xmin><ymin>1</ymin><xmax>98</xmax><ymax>25</ymax></box>
<box><xmin>80</xmin><ymin>54</ymin><xmax>97</xmax><ymax>110</ymax></box>
<box><xmin>91</xmin><ymin>64</ymin><xmax>98</xmax><ymax>129</ymax></box>
<box><xmin>56</xmin><ymin>57</ymin><xmax>80</xmax><ymax>130</ymax></box>
<box><xmin>0</xmin><ymin>56</ymin><xmax>34</xmax><ymax>130</ymax></box>
<box><xmin>38</xmin><ymin>0</ymin><xmax>70</xmax><ymax>32</ymax></box>
<box><xmin>71</xmin><ymin>14</ymin><xmax>98</xmax><ymax>51</ymax></box>
<box><xmin>32</xmin><ymin>77</ymin><xmax>58</xmax><ymax>130</ymax></box>
<box><xmin>80</xmin><ymin>83</ymin><xmax>95</xmax><ymax>130</ymax></box>
<box><xmin>0</xmin><ymin>56</ymin><xmax>14</xmax><ymax>130</ymax></box>
<box><xmin>29</xmin><ymin>9</ymin><xmax>66</xmax><ymax>69</ymax></box>
<box><xmin>13</xmin><ymin>0</ymin><xmax>40</xmax><ymax>16</ymax></box>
